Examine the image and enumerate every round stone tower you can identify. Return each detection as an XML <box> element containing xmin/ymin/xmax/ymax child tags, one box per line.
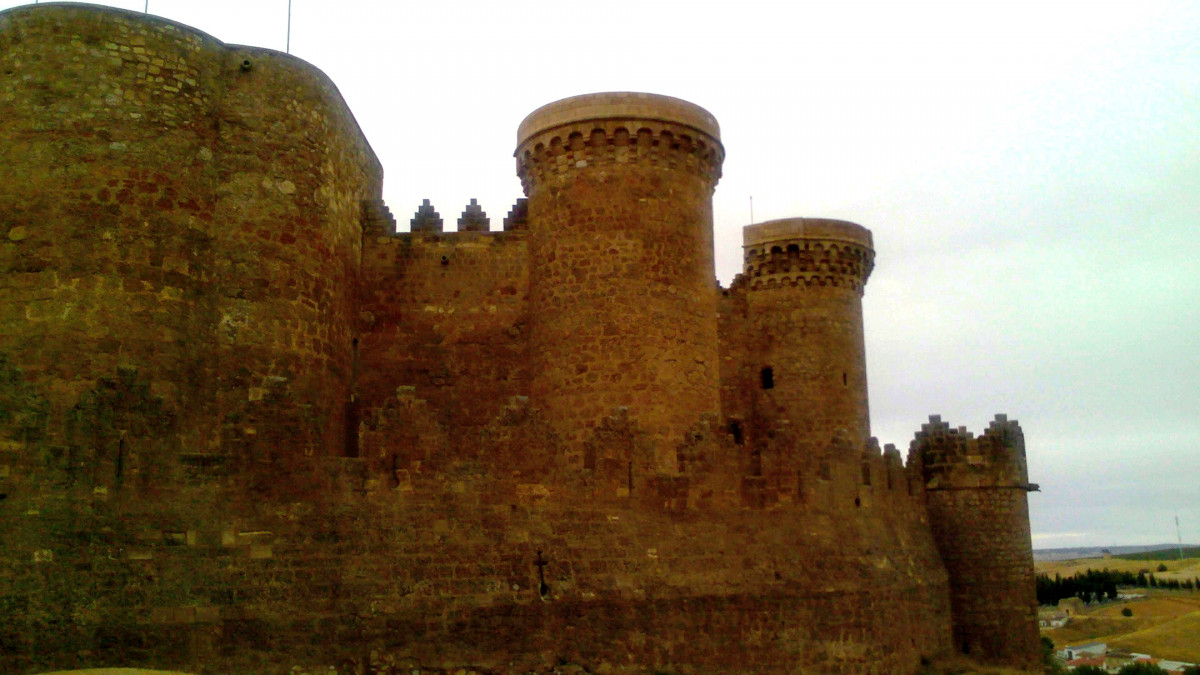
<box><xmin>912</xmin><ymin>414</ymin><xmax>1041</xmax><ymax>670</ymax></box>
<box><xmin>0</xmin><ymin>4</ymin><xmax>381</xmax><ymax>462</ymax></box>
<box><xmin>741</xmin><ymin>218</ymin><xmax>875</xmax><ymax>459</ymax></box>
<box><xmin>515</xmin><ymin>93</ymin><xmax>725</xmax><ymax>472</ymax></box>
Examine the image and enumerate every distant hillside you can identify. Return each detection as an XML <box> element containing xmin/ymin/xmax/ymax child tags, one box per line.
<box><xmin>1033</xmin><ymin>544</ymin><xmax>1196</xmax><ymax>562</ymax></box>
<box><xmin>1117</xmin><ymin>546</ymin><xmax>1200</xmax><ymax>561</ymax></box>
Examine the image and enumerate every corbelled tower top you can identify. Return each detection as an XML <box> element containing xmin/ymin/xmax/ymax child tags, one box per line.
<box><xmin>517</xmin><ymin>91</ymin><xmax>721</xmax><ymax>145</ymax></box>
<box><xmin>743</xmin><ymin>218</ymin><xmax>875</xmax><ymax>294</ymax></box>
<box><xmin>515</xmin><ymin>92</ymin><xmax>724</xmax><ymax>194</ymax></box>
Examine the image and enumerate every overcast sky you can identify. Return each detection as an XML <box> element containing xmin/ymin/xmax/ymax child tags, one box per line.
<box><xmin>5</xmin><ymin>0</ymin><xmax>1198</xmax><ymax>550</ymax></box>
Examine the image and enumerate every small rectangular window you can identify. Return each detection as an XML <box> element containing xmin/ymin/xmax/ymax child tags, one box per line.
<box><xmin>760</xmin><ymin>367</ymin><xmax>774</xmax><ymax>389</ymax></box>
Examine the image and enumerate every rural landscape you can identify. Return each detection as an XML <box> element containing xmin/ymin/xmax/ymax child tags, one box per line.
<box><xmin>1036</xmin><ymin>547</ymin><xmax>1200</xmax><ymax>673</ymax></box>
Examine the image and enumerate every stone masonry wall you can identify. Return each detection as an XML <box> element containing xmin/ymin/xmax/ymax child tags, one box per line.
<box><xmin>0</xmin><ymin>371</ymin><xmax>955</xmax><ymax>674</ymax></box>
<box><xmin>357</xmin><ymin>222</ymin><xmax>529</xmax><ymax>463</ymax></box>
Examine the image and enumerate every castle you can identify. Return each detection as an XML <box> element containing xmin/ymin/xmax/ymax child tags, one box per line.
<box><xmin>0</xmin><ymin>5</ymin><xmax>1041</xmax><ymax>674</ymax></box>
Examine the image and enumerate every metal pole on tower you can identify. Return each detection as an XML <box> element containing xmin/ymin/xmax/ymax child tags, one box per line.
<box><xmin>286</xmin><ymin>0</ymin><xmax>292</xmax><ymax>54</ymax></box>
<box><xmin>145</xmin><ymin>1</ymin><xmax>148</xmax><ymax>13</ymax></box>
<box><xmin>1177</xmin><ymin>515</ymin><xmax>1184</xmax><ymax>560</ymax></box>
<box><xmin>749</xmin><ymin>196</ymin><xmax>754</xmax><ymax>225</ymax></box>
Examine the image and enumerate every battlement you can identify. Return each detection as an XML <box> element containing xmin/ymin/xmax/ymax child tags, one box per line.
<box><xmin>515</xmin><ymin>92</ymin><xmax>724</xmax><ymax>193</ymax></box>
<box><xmin>743</xmin><ymin>218</ymin><xmax>875</xmax><ymax>293</ymax></box>
<box><xmin>910</xmin><ymin>414</ymin><xmax>1033</xmax><ymax>491</ymax></box>
<box><xmin>364</xmin><ymin>199</ymin><xmax>530</xmax><ymax>237</ymax></box>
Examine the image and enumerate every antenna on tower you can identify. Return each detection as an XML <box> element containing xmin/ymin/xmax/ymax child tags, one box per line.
<box><xmin>286</xmin><ymin>0</ymin><xmax>292</xmax><ymax>54</ymax></box>
<box><xmin>749</xmin><ymin>195</ymin><xmax>754</xmax><ymax>225</ymax></box>
<box><xmin>1177</xmin><ymin>515</ymin><xmax>1184</xmax><ymax>560</ymax></box>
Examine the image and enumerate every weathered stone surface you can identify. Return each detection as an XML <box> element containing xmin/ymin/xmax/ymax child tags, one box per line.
<box><xmin>0</xmin><ymin>5</ymin><xmax>1039</xmax><ymax>675</ymax></box>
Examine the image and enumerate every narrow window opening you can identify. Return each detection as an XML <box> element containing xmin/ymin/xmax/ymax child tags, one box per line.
<box><xmin>854</xmin><ymin>497</ymin><xmax>861</xmax><ymax>508</ymax></box>
<box><xmin>627</xmin><ymin>461</ymin><xmax>633</xmax><ymax>493</ymax></box>
<box><xmin>843</xmin><ymin>372</ymin><xmax>848</xmax><ymax>386</ymax></box>
<box><xmin>729</xmin><ymin>421</ymin><xmax>744</xmax><ymax>445</ymax></box>
<box><xmin>760</xmin><ymin>367</ymin><xmax>774</xmax><ymax>390</ymax></box>
<box><xmin>535</xmin><ymin>550</ymin><xmax>550</xmax><ymax>598</ymax></box>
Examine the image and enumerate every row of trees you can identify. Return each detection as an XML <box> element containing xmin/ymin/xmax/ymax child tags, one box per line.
<box><xmin>1036</xmin><ymin>567</ymin><xmax>1200</xmax><ymax>606</ymax></box>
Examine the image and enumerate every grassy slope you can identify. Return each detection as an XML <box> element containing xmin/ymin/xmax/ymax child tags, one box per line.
<box><xmin>1041</xmin><ymin>591</ymin><xmax>1200</xmax><ymax>662</ymax></box>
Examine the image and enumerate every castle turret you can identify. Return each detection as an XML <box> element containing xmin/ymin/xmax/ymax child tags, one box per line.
<box><xmin>911</xmin><ymin>414</ymin><xmax>1041</xmax><ymax>670</ymax></box>
<box><xmin>515</xmin><ymin>93</ymin><xmax>725</xmax><ymax>472</ymax></box>
<box><xmin>740</xmin><ymin>218</ymin><xmax>875</xmax><ymax>461</ymax></box>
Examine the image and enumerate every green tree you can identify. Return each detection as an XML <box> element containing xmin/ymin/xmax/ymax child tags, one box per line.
<box><xmin>1041</xmin><ymin>636</ymin><xmax>1066</xmax><ymax>675</ymax></box>
<box><xmin>1181</xmin><ymin>666</ymin><xmax>1200</xmax><ymax>675</ymax></box>
<box><xmin>1157</xmin><ymin>563</ymin><xmax>1168</xmax><ymax>572</ymax></box>
<box><xmin>1122</xmin><ymin>607</ymin><xmax>1133</xmax><ymax>617</ymax></box>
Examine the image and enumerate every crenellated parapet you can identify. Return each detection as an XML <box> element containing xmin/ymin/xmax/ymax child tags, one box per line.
<box><xmin>410</xmin><ymin>199</ymin><xmax>444</xmax><ymax>233</ymax></box>
<box><xmin>362</xmin><ymin>198</ymin><xmax>397</xmax><ymax>236</ymax></box>
<box><xmin>514</xmin><ymin>92</ymin><xmax>724</xmax><ymax>194</ymax></box>
<box><xmin>456</xmin><ymin>198</ymin><xmax>490</xmax><ymax>232</ymax></box>
<box><xmin>743</xmin><ymin>218</ymin><xmax>875</xmax><ymax>294</ymax></box>
<box><xmin>910</xmin><ymin>413</ymin><xmax>1041</xmax><ymax>669</ymax></box>
<box><xmin>910</xmin><ymin>414</ymin><xmax>1035</xmax><ymax>492</ymax></box>
<box><xmin>503</xmin><ymin>198</ymin><xmax>528</xmax><ymax>231</ymax></box>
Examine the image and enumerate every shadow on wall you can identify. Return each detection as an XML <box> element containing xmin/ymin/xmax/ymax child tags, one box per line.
<box><xmin>37</xmin><ymin>670</ymin><xmax>197</xmax><ymax>675</ymax></box>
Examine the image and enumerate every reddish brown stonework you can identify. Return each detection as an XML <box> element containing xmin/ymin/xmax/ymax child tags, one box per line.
<box><xmin>0</xmin><ymin>5</ymin><xmax>1040</xmax><ymax>674</ymax></box>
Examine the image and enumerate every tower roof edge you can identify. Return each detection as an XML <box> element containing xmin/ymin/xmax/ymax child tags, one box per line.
<box><xmin>743</xmin><ymin>218</ymin><xmax>873</xmax><ymax>251</ymax></box>
<box><xmin>517</xmin><ymin>92</ymin><xmax>720</xmax><ymax>148</ymax></box>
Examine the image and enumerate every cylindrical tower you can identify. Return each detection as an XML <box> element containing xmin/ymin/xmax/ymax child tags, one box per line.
<box><xmin>741</xmin><ymin>218</ymin><xmax>875</xmax><ymax>460</ymax></box>
<box><xmin>515</xmin><ymin>93</ymin><xmax>724</xmax><ymax>472</ymax></box>
<box><xmin>913</xmin><ymin>414</ymin><xmax>1041</xmax><ymax>670</ymax></box>
<box><xmin>0</xmin><ymin>5</ymin><xmax>381</xmax><ymax>462</ymax></box>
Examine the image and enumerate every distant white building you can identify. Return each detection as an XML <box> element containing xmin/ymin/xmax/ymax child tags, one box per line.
<box><xmin>1058</xmin><ymin>642</ymin><xmax>1106</xmax><ymax>661</ymax></box>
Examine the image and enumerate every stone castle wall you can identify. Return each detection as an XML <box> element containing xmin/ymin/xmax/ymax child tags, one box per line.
<box><xmin>0</xmin><ymin>5</ymin><xmax>1039</xmax><ymax>674</ymax></box>
<box><xmin>358</xmin><ymin>219</ymin><xmax>530</xmax><ymax>461</ymax></box>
